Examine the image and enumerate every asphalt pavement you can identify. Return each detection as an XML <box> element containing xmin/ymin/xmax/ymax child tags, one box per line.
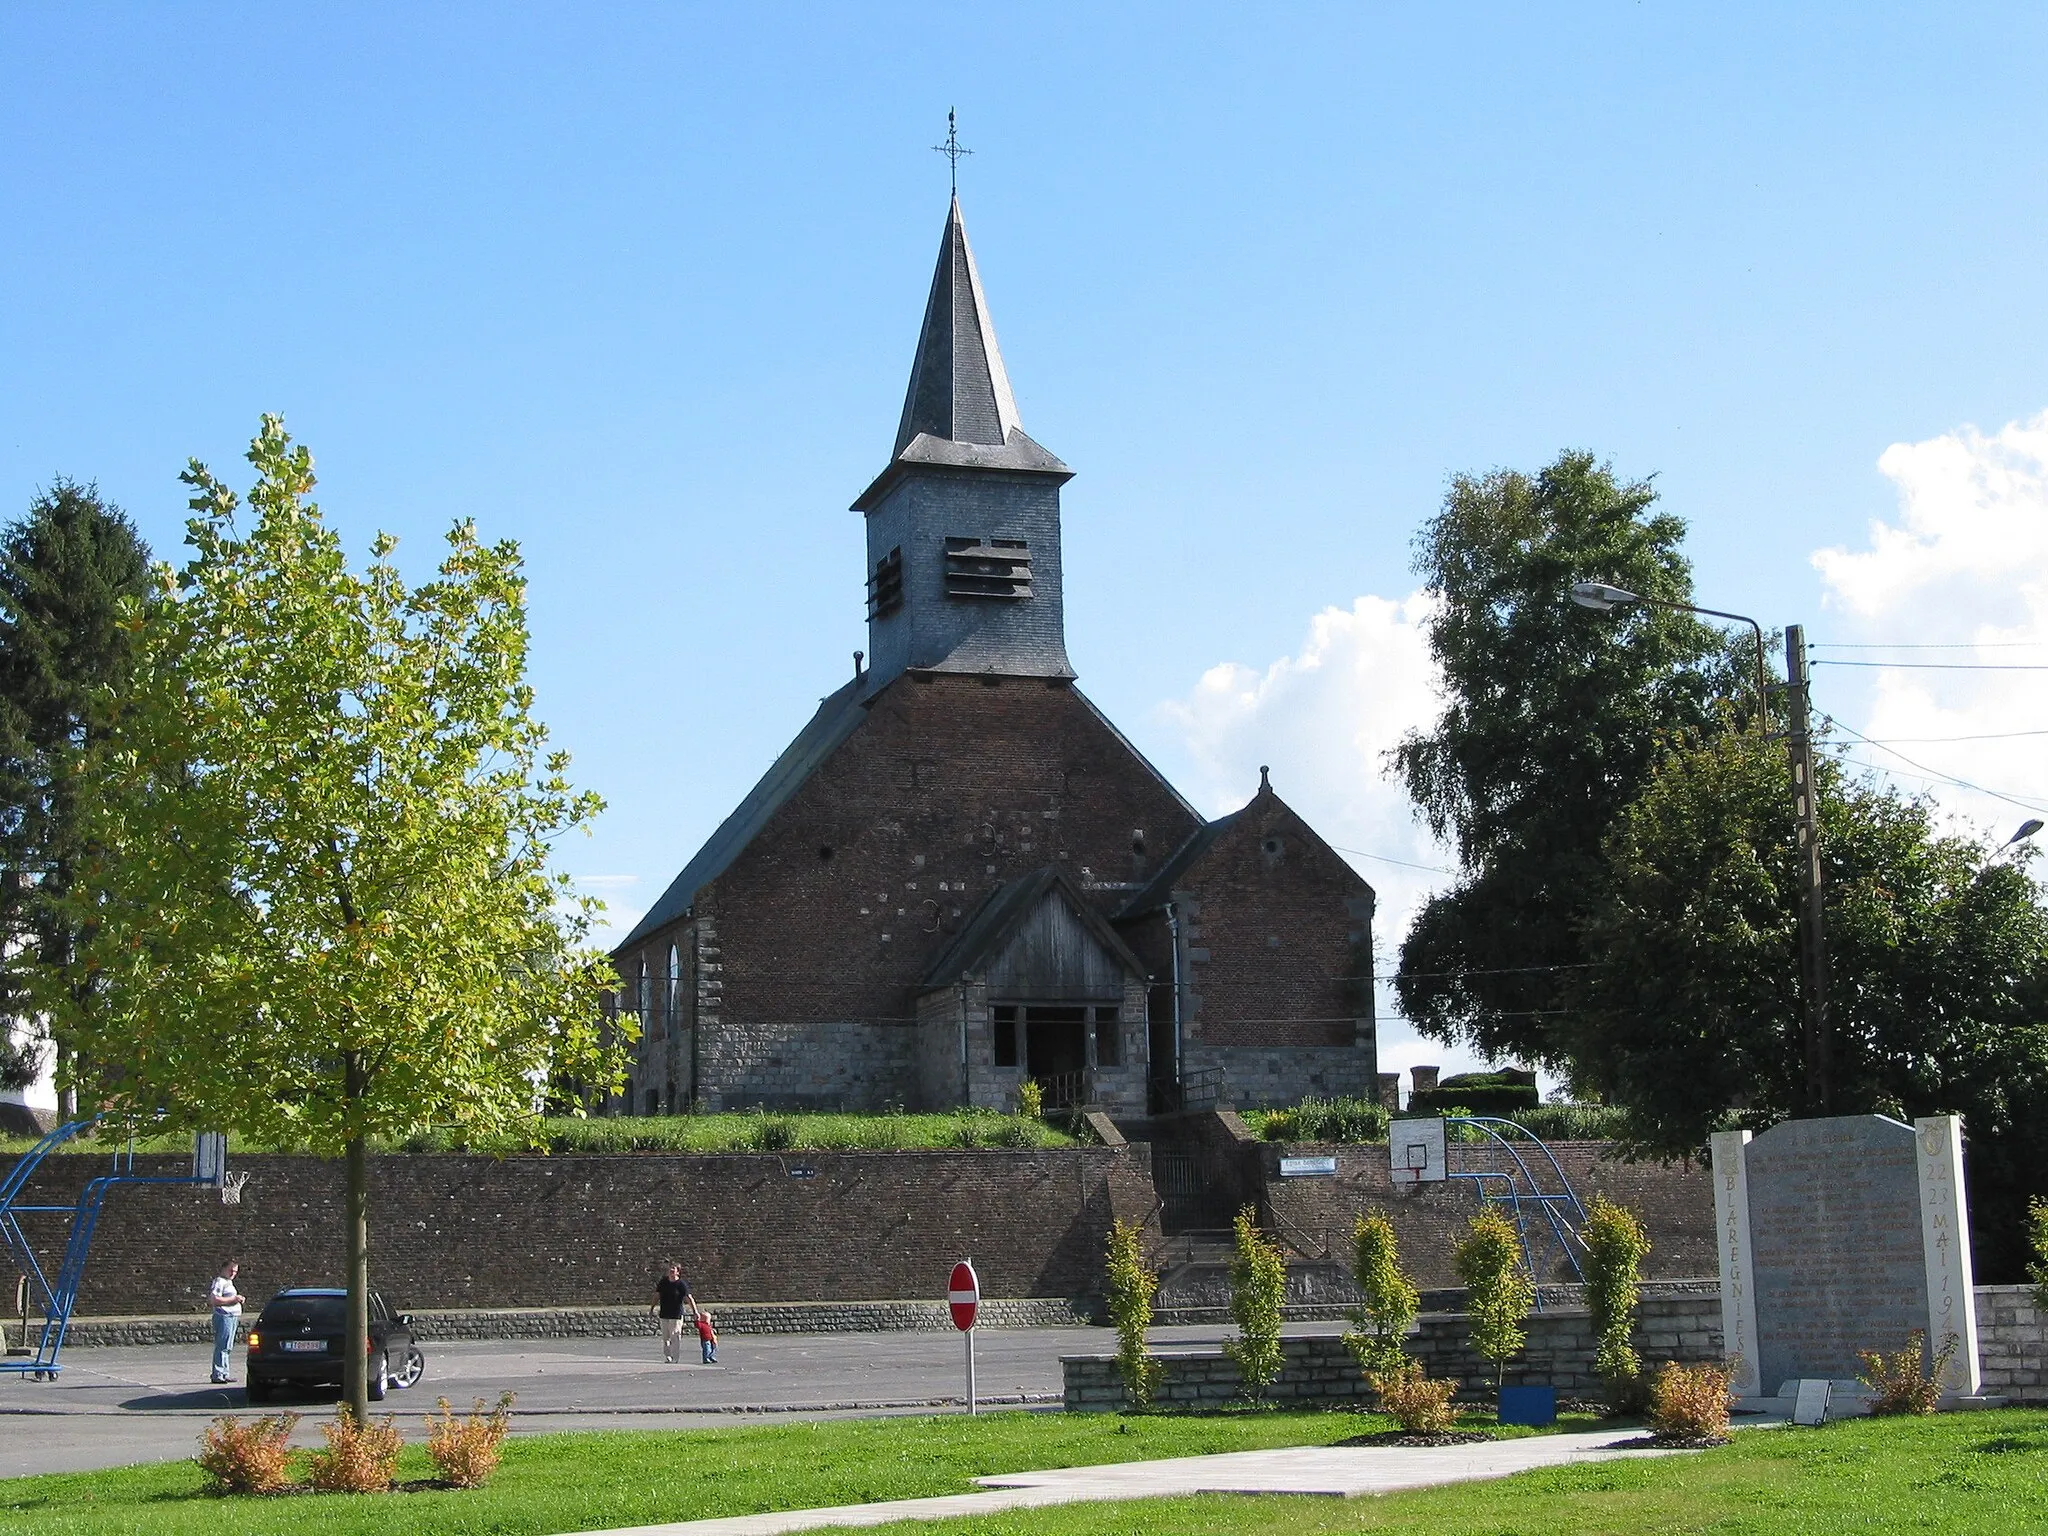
<box><xmin>0</xmin><ymin>1322</ymin><xmax>1350</xmax><ymax>1478</ymax></box>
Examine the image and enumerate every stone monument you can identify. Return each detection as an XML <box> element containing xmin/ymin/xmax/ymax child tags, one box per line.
<box><xmin>1711</xmin><ymin>1114</ymin><xmax>1979</xmax><ymax>1401</ymax></box>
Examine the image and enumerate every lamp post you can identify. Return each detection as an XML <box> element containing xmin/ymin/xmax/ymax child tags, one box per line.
<box><xmin>1569</xmin><ymin>582</ymin><xmax>1769</xmax><ymax>729</ymax></box>
<box><xmin>1569</xmin><ymin>581</ymin><xmax>1833</xmax><ymax>1115</ymax></box>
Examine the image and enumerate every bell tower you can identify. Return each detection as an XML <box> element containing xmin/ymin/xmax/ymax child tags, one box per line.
<box><xmin>852</xmin><ymin>197</ymin><xmax>1075</xmax><ymax>693</ymax></box>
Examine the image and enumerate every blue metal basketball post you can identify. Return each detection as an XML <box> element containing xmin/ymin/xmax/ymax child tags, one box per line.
<box><xmin>1</xmin><ymin>1119</ymin><xmax>217</xmax><ymax>1379</ymax></box>
<box><xmin>1442</xmin><ymin>1115</ymin><xmax>1589</xmax><ymax>1305</ymax></box>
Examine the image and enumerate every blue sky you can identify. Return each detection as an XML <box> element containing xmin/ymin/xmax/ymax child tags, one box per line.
<box><xmin>6</xmin><ymin>3</ymin><xmax>2047</xmax><ymax>1085</ymax></box>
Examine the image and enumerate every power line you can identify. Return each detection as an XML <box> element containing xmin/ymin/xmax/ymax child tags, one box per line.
<box><xmin>1813</xmin><ymin>660</ymin><xmax>2048</xmax><ymax>671</ymax></box>
<box><xmin>1329</xmin><ymin>843</ymin><xmax>1455</xmax><ymax>875</ymax></box>
<box><xmin>1854</xmin><ymin>729</ymin><xmax>2048</xmax><ymax>744</ymax></box>
<box><xmin>1812</xmin><ymin>642</ymin><xmax>2048</xmax><ymax>651</ymax></box>
<box><xmin>1827</xmin><ymin>719</ymin><xmax>2048</xmax><ymax>815</ymax></box>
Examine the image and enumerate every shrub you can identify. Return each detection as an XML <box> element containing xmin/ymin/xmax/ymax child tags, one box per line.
<box><xmin>991</xmin><ymin>1115</ymin><xmax>1040</xmax><ymax>1148</ymax></box>
<box><xmin>2028</xmin><ymin>1196</ymin><xmax>2048</xmax><ymax>1314</ymax></box>
<box><xmin>1408</xmin><ymin>1071</ymin><xmax>1539</xmax><ymax>1119</ymax></box>
<box><xmin>1222</xmin><ymin>1206</ymin><xmax>1288</xmax><ymax>1402</ymax></box>
<box><xmin>1514</xmin><ymin>1103</ymin><xmax>1632</xmax><ymax>1142</ymax></box>
<box><xmin>1646</xmin><ymin>1359</ymin><xmax>1733</xmax><ymax>1440</ymax></box>
<box><xmin>1258</xmin><ymin>1095</ymin><xmax>1388</xmax><ymax>1143</ymax></box>
<box><xmin>1858</xmin><ymin>1329</ymin><xmax>1959</xmax><ymax>1415</ymax></box>
<box><xmin>750</xmin><ymin>1116</ymin><xmax>797</xmax><ymax>1152</ymax></box>
<box><xmin>1453</xmin><ymin>1206</ymin><xmax>1533</xmax><ymax>1390</ymax></box>
<box><xmin>196</xmin><ymin>1412</ymin><xmax>301</xmax><ymax>1495</ymax></box>
<box><xmin>1343</xmin><ymin>1211</ymin><xmax>1419</xmax><ymax>1377</ymax></box>
<box><xmin>425</xmin><ymin>1392</ymin><xmax>515</xmax><ymax>1488</ymax></box>
<box><xmin>1105</xmin><ymin>1217</ymin><xmax>1164</xmax><ymax>1408</ymax></box>
<box><xmin>1368</xmin><ymin>1359</ymin><xmax>1458</xmax><ymax>1434</ymax></box>
<box><xmin>307</xmin><ymin>1409</ymin><xmax>403</xmax><ymax>1494</ymax></box>
<box><xmin>1581</xmin><ymin>1196</ymin><xmax>1652</xmax><ymax>1408</ymax></box>
<box><xmin>1016</xmin><ymin>1080</ymin><xmax>1044</xmax><ymax>1119</ymax></box>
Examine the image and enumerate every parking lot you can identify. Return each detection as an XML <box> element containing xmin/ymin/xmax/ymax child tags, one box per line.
<box><xmin>0</xmin><ymin>1321</ymin><xmax>1350</xmax><ymax>1477</ymax></box>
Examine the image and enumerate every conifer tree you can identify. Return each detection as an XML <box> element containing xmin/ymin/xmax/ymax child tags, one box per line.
<box><xmin>0</xmin><ymin>480</ymin><xmax>151</xmax><ymax>1114</ymax></box>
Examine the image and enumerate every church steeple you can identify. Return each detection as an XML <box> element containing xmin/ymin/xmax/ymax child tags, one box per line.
<box><xmin>894</xmin><ymin>196</ymin><xmax>1022</xmax><ymax>454</ymax></box>
<box><xmin>853</xmin><ymin>197</ymin><xmax>1075</xmax><ymax>692</ymax></box>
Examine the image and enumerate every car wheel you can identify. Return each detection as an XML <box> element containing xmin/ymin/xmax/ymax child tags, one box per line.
<box><xmin>394</xmin><ymin>1347</ymin><xmax>425</xmax><ymax>1390</ymax></box>
<box><xmin>367</xmin><ymin>1354</ymin><xmax>388</xmax><ymax>1402</ymax></box>
<box><xmin>246</xmin><ymin>1378</ymin><xmax>271</xmax><ymax>1404</ymax></box>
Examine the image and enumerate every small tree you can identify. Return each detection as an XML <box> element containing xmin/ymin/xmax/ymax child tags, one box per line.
<box><xmin>1581</xmin><ymin>1196</ymin><xmax>1652</xmax><ymax>1406</ymax></box>
<box><xmin>1454</xmin><ymin>1206</ymin><xmax>1533</xmax><ymax>1392</ymax></box>
<box><xmin>1223</xmin><ymin>1206</ymin><xmax>1287</xmax><ymax>1402</ymax></box>
<box><xmin>1104</xmin><ymin>1217</ymin><xmax>1163</xmax><ymax>1408</ymax></box>
<box><xmin>44</xmin><ymin>419</ymin><xmax>624</xmax><ymax>1419</ymax></box>
<box><xmin>2027</xmin><ymin>1196</ymin><xmax>2048</xmax><ymax>1314</ymax></box>
<box><xmin>1343</xmin><ymin>1211</ymin><xmax>1419</xmax><ymax>1377</ymax></box>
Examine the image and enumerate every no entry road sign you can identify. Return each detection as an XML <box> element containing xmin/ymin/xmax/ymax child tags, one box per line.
<box><xmin>949</xmin><ymin>1260</ymin><xmax>980</xmax><ymax>1331</ymax></box>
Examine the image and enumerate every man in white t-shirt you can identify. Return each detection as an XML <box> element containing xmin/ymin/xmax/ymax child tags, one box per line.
<box><xmin>208</xmin><ymin>1260</ymin><xmax>246</xmax><ymax>1384</ymax></box>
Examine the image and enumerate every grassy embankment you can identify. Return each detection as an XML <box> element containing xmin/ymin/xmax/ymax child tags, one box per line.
<box><xmin>0</xmin><ymin>1109</ymin><xmax>1082</xmax><ymax>1159</ymax></box>
<box><xmin>4</xmin><ymin>1407</ymin><xmax>2046</xmax><ymax>1536</ymax></box>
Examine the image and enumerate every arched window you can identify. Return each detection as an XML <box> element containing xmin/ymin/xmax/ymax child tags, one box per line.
<box><xmin>667</xmin><ymin>944</ymin><xmax>682</xmax><ymax>1036</ymax></box>
<box><xmin>637</xmin><ymin>958</ymin><xmax>652</xmax><ymax>1040</ymax></box>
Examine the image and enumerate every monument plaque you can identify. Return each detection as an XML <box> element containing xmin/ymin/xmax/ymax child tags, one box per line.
<box><xmin>1715</xmin><ymin>1113</ymin><xmax>1979</xmax><ymax>1398</ymax></box>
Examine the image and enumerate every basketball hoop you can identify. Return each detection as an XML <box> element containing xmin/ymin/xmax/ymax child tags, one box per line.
<box><xmin>219</xmin><ymin>1172</ymin><xmax>251</xmax><ymax>1206</ymax></box>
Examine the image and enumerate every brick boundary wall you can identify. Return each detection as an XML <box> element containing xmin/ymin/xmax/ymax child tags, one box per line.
<box><xmin>1974</xmin><ymin>1286</ymin><xmax>2048</xmax><ymax>1402</ymax></box>
<box><xmin>5</xmin><ymin>1147</ymin><xmax>1158</xmax><ymax>1317</ymax></box>
<box><xmin>1065</xmin><ymin>1286</ymin><xmax>1726</xmax><ymax>1409</ymax></box>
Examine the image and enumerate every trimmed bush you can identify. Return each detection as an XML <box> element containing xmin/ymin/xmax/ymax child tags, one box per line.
<box><xmin>1104</xmin><ymin>1217</ymin><xmax>1163</xmax><ymax>1408</ymax></box>
<box><xmin>1858</xmin><ymin>1329</ymin><xmax>1958</xmax><ymax>1416</ymax></box>
<box><xmin>307</xmin><ymin>1409</ymin><xmax>403</xmax><ymax>1494</ymax></box>
<box><xmin>1408</xmin><ymin>1070</ymin><xmax>1540</xmax><ymax>1118</ymax></box>
<box><xmin>425</xmin><ymin>1393</ymin><xmax>515</xmax><ymax>1488</ymax></box>
<box><xmin>196</xmin><ymin>1412</ymin><xmax>300</xmax><ymax>1495</ymax></box>
<box><xmin>1647</xmin><ymin>1360</ymin><xmax>1733</xmax><ymax>1440</ymax></box>
<box><xmin>1223</xmin><ymin>1206</ymin><xmax>1287</xmax><ymax>1403</ymax></box>
<box><xmin>1369</xmin><ymin>1359</ymin><xmax>1458</xmax><ymax>1434</ymax></box>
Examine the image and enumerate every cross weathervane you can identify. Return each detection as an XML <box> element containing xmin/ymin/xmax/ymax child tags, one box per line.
<box><xmin>932</xmin><ymin>109</ymin><xmax>972</xmax><ymax>196</ymax></box>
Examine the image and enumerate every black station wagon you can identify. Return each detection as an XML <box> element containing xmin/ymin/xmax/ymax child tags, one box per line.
<box><xmin>245</xmin><ymin>1287</ymin><xmax>424</xmax><ymax>1403</ymax></box>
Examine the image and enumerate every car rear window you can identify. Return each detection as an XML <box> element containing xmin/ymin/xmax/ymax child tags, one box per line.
<box><xmin>260</xmin><ymin>1296</ymin><xmax>346</xmax><ymax>1331</ymax></box>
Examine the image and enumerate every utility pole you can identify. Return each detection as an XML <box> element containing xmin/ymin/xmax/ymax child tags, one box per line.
<box><xmin>1783</xmin><ymin>624</ymin><xmax>1832</xmax><ymax>1114</ymax></box>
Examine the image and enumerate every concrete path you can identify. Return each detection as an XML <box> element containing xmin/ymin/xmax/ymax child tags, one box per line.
<box><xmin>565</xmin><ymin>1431</ymin><xmax>1693</xmax><ymax>1536</ymax></box>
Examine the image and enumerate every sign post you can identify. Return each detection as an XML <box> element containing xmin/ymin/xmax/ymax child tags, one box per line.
<box><xmin>949</xmin><ymin>1259</ymin><xmax>979</xmax><ymax>1414</ymax></box>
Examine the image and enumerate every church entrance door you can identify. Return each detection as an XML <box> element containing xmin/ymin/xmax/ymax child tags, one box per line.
<box><xmin>1024</xmin><ymin>1006</ymin><xmax>1088</xmax><ymax>1108</ymax></box>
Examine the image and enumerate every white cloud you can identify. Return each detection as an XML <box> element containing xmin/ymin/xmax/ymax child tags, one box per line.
<box><xmin>1156</xmin><ymin>591</ymin><xmax>1508</xmax><ymax>1089</ymax></box>
<box><xmin>1812</xmin><ymin>408</ymin><xmax>2048</xmax><ymax>837</ymax></box>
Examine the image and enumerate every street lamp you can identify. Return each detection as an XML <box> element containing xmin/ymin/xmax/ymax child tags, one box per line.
<box><xmin>1568</xmin><ymin>581</ymin><xmax>1769</xmax><ymax>728</ymax></box>
<box><xmin>1990</xmin><ymin>820</ymin><xmax>2045</xmax><ymax>861</ymax></box>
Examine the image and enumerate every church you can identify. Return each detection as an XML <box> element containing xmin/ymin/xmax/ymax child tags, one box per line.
<box><xmin>610</xmin><ymin>197</ymin><xmax>1378</xmax><ymax>1117</ymax></box>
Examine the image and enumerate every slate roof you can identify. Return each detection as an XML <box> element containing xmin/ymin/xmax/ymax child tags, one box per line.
<box><xmin>853</xmin><ymin>198</ymin><xmax>1068</xmax><ymax>512</ymax></box>
<box><xmin>918</xmin><ymin>864</ymin><xmax>1149</xmax><ymax>994</ymax></box>
<box><xmin>617</xmin><ymin>676</ymin><xmax>868</xmax><ymax>949</ymax></box>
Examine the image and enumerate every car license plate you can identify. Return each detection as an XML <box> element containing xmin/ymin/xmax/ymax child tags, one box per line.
<box><xmin>281</xmin><ymin>1340</ymin><xmax>326</xmax><ymax>1353</ymax></box>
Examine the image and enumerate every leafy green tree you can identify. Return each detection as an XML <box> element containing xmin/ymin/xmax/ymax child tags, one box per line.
<box><xmin>2026</xmin><ymin>1197</ymin><xmax>2048</xmax><ymax>1314</ymax></box>
<box><xmin>1223</xmin><ymin>1207</ymin><xmax>1287</xmax><ymax>1402</ymax></box>
<box><xmin>1573</xmin><ymin>728</ymin><xmax>2048</xmax><ymax>1277</ymax></box>
<box><xmin>1104</xmin><ymin>1217</ymin><xmax>1163</xmax><ymax>1408</ymax></box>
<box><xmin>0</xmin><ymin>481</ymin><xmax>152</xmax><ymax>1114</ymax></box>
<box><xmin>1454</xmin><ymin>1206</ymin><xmax>1532</xmax><ymax>1391</ymax></box>
<box><xmin>41</xmin><ymin>418</ymin><xmax>624</xmax><ymax>1417</ymax></box>
<box><xmin>1580</xmin><ymin>1196</ymin><xmax>1651</xmax><ymax>1406</ymax></box>
<box><xmin>1343</xmin><ymin>1210</ymin><xmax>1419</xmax><ymax>1377</ymax></box>
<box><xmin>1393</xmin><ymin>451</ymin><xmax>1739</xmax><ymax>1065</ymax></box>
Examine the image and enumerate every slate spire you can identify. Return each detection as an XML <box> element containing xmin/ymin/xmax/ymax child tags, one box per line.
<box><xmin>894</xmin><ymin>196</ymin><xmax>1023</xmax><ymax>454</ymax></box>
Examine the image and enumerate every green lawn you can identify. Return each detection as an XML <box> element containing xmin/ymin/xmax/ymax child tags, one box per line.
<box><xmin>1</xmin><ymin>1109</ymin><xmax>1081</xmax><ymax>1160</ymax></box>
<box><xmin>844</xmin><ymin>1409</ymin><xmax>2048</xmax><ymax>1536</ymax></box>
<box><xmin>0</xmin><ymin>1406</ymin><xmax>1480</xmax><ymax>1535</ymax></box>
<box><xmin>6</xmin><ymin>1407</ymin><xmax>2038</xmax><ymax>1535</ymax></box>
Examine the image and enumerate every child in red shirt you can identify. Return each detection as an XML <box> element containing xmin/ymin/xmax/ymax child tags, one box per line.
<box><xmin>695</xmin><ymin>1308</ymin><xmax>718</xmax><ymax>1364</ymax></box>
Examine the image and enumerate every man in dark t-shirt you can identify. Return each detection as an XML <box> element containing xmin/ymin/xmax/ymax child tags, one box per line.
<box><xmin>651</xmin><ymin>1261</ymin><xmax>697</xmax><ymax>1364</ymax></box>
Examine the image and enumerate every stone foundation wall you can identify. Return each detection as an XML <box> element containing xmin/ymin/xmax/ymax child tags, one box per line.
<box><xmin>1975</xmin><ymin>1286</ymin><xmax>2048</xmax><ymax>1403</ymax></box>
<box><xmin>696</xmin><ymin>1018</ymin><xmax>922</xmax><ymax>1111</ymax></box>
<box><xmin>1184</xmin><ymin>1045</ymin><xmax>1382</xmax><ymax>1111</ymax></box>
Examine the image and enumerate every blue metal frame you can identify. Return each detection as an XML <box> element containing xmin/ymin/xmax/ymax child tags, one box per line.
<box><xmin>1441</xmin><ymin>1115</ymin><xmax>1588</xmax><ymax>1307</ymax></box>
<box><xmin>1</xmin><ymin>1118</ymin><xmax>216</xmax><ymax>1379</ymax></box>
